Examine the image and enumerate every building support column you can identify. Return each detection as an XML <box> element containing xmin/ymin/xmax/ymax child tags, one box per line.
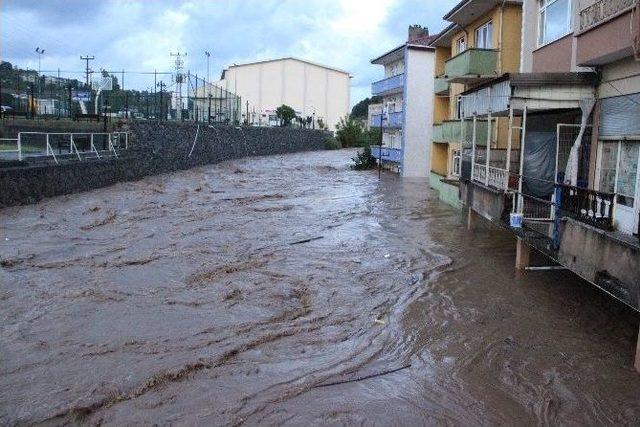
<box><xmin>471</xmin><ymin>115</ymin><xmax>477</xmax><ymax>181</ymax></box>
<box><xmin>635</xmin><ymin>327</ymin><xmax>640</xmax><ymax>374</ymax></box>
<box><xmin>467</xmin><ymin>207</ymin><xmax>477</xmax><ymax>230</ymax></box>
<box><xmin>517</xmin><ymin>106</ymin><xmax>528</xmax><ymax>214</ymax></box>
<box><xmin>485</xmin><ymin>111</ymin><xmax>492</xmax><ymax>186</ymax></box>
<box><xmin>515</xmin><ymin>237</ymin><xmax>530</xmax><ymax>270</ymax></box>
<box><xmin>506</xmin><ymin>106</ymin><xmax>514</xmax><ymax>185</ymax></box>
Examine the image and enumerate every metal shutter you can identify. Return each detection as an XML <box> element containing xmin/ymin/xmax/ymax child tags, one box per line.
<box><xmin>599</xmin><ymin>93</ymin><xmax>640</xmax><ymax>137</ymax></box>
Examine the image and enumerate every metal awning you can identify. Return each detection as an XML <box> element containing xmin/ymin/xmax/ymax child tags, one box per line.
<box><xmin>461</xmin><ymin>73</ymin><xmax>598</xmax><ymax>117</ymax></box>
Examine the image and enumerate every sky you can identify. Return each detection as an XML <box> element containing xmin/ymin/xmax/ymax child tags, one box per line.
<box><xmin>1</xmin><ymin>0</ymin><xmax>458</xmax><ymax>108</ymax></box>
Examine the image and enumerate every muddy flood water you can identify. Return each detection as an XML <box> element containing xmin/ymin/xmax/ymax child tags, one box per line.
<box><xmin>2</xmin><ymin>148</ymin><xmax>640</xmax><ymax>425</ymax></box>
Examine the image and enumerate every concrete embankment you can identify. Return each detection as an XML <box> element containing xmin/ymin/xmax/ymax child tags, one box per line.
<box><xmin>0</xmin><ymin>122</ymin><xmax>330</xmax><ymax>208</ymax></box>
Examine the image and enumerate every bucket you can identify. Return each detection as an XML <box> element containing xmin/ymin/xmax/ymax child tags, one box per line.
<box><xmin>510</xmin><ymin>213</ymin><xmax>523</xmax><ymax>228</ymax></box>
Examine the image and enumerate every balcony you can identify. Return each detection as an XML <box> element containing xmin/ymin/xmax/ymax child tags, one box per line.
<box><xmin>579</xmin><ymin>0</ymin><xmax>634</xmax><ymax>32</ymax></box>
<box><xmin>371</xmin><ymin>74</ymin><xmax>404</xmax><ymax>96</ymax></box>
<box><xmin>370</xmin><ymin>111</ymin><xmax>403</xmax><ymax>128</ymax></box>
<box><xmin>434</xmin><ymin>77</ymin><xmax>450</xmax><ymax>96</ymax></box>
<box><xmin>443</xmin><ymin>49</ymin><xmax>498</xmax><ymax>84</ymax></box>
<box><xmin>371</xmin><ymin>146</ymin><xmax>402</xmax><ymax>163</ymax></box>
<box><xmin>432</xmin><ymin>120</ymin><xmax>489</xmax><ymax>143</ymax></box>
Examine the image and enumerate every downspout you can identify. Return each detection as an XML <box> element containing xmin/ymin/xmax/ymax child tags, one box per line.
<box><xmin>498</xmin><ymin>0</ymin><xmax>506</xmax><ymax>73</ymax></box>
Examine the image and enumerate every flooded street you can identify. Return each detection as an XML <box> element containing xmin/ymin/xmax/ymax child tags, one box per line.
<box><xmin>1</xmin><ymin>148</ymin><xmax>640</xmax><ymax>425</ymax></box>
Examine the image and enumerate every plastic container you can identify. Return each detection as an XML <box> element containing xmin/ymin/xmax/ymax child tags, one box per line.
<box><xmin>510</xmin><ymin>212</ymin><xmax>523</xmax><ymax>228</ymax></box>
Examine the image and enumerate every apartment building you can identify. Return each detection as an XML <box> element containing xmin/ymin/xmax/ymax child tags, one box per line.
<box><xmin>428</xmin><ymin>0</ymin><xmax>523</xmax><ymax>207</ymax></box>
<box><xmin>369</xmin><ymin>26</ymin><xmax>436</xmax><ymax>177</ymax></box>
<box><xmin>456</xmin><ymin>0</ymin><xmax>640</xmax><ymax>369</ymax></box>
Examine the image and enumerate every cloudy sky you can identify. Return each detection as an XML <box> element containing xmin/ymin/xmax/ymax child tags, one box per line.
<box><xmin>1</xmin><ymin>0</ymin><xmax>457</xmax><ymax>107</ymax></box>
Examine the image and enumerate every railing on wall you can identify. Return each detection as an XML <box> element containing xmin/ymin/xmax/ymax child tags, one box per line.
<box><xmin>2</xmin><ymin>131</ymin><xmax>130</xmax><ymax>164</ymax></box>
<box><xmin>555</xmin><ymin>183</ymin><xmax>615</xmax><ymax>230</ymax></box>
<box><xmin>487</xmin><ymin>166</ymin><xmax>509</xmax><ymax>190</ymax></box>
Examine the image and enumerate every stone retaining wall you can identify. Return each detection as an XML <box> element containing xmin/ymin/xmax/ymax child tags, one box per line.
<box><xmin>0</xmin><ymin>122</ymin><xmax>330</xmax><ymax>208</ymax></box>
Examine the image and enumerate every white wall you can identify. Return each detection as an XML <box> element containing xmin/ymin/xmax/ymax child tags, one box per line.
<box><xmin>219</xmin><ymin>58</ymin><xmax>350</xmax><ymax>130</ymax></box>
<box><xmin>402</xmin><ymin>47</ymin><xmax>435</xmax><ymax>178</ymax></box>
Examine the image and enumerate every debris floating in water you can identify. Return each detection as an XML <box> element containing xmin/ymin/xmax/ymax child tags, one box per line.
<box><xmin>289</xmin><ymin>236</ymin><xmax>324</xmax><ymax>245</ymax></box>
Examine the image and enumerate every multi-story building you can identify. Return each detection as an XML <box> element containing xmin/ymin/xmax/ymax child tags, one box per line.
<box><xmin>215</xmin><ymin>57</ymin><xmax>350</xmax><ymax>130</ymax></box>
<box><xmin>428</xmin><ymin>0</ymin><xmax>523</xmax><ymax>207</ymax></box>
<box><xmin>457</xmin><ymin>0</ymin><xmax>640</xmax><ymax>369</ymax></box>
<box><xmin>369</xmin><ymin>26</ymin><xmax>436</xmax><ymax>177</ymax></box>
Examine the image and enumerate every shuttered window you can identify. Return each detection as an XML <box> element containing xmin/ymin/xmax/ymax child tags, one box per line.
<box><xmin>600</xmin><ymin>93</ymin><xmax>640</xmax><ymax>137</ymax></box>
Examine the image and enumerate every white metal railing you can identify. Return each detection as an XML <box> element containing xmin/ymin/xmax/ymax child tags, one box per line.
<box><xmin>472</xmin><ymin>163</ymin><xmax>486</xmax><ymax>184</ymax></box>
<box><xmin>487</xmin><ymin>166</ymin><xmax>508</xmax><ymax>190</ymax></box>
<box><xmin>0</xmin><ymin>137</ymin><xmax>20</xmax><ymax>161</ymax></box>
<box><xmin>10</xmin><ymin>131</ymin><xmax>129</xmax><ymax>163</ymax></box>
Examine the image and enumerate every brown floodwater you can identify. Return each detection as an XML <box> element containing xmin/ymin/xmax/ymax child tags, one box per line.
<box><xmin>1</xmin><ymin>148</ymin><xmax>640</xmax><ymax>425</ymax></box>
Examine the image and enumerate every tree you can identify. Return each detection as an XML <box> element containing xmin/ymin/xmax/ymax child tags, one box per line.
<box><xmin>350</xmin><ymin>96</ymin><xmax>381</xmax><ymax>119</ymax></box>
<box><xmin>335</xmin><ymin>115</ymin><xmax>370</xmax><ymax>148</ymax></box>
<box><xmin>275</xmin><ymin>104</ymin><xmax>296</xmax><ymax>126</ymax></box>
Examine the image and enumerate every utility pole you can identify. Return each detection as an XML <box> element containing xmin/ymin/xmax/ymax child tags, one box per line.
<box><xmin>157</xmin><ymin>80</ymin><xmax>166</xmax><ymax>121</ymax></box>
<box><xmin>80</xmin><ymin>55</ymin><xmax>95</xmax><ymax>88</ymax></box>
<box><xmin>170</xmin><ymin>52</ymin><xmax>186</xmax><ymax>120</ymax></box>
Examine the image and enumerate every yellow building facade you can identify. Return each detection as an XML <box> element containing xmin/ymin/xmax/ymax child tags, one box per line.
<box><xmin>430</xmin><ymin>2</ymin><xmax>523</xmax><ymax>181</ymax></box>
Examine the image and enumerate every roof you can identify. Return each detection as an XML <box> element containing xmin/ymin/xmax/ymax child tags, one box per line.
<box><xmin>461</xmin><ymin>72</ymin><xmax>599</xmax><ymax>95</ymax></box>
<box><xmin>443</xmin><ymin>0</ymin><xmax>522</xmax><ymax>26</ymax></box>
<box><xmin>371</xmin><ymin>34</ymin><xmax>438</xmax><ymax>65</ymax></box>
<box><xmin>429</xmin><ymin>23</ymin><xmax>458</xmax><ymax>48</ymax></box>
<box><xmin>370</xmin><ymin>44</ymin><xmax>405</xmax><ymax>65</ymax></box>
<box><xmin>221</xmin><ymin>57</ymin><xmax>351</xmax><ymax>79</ymax></box>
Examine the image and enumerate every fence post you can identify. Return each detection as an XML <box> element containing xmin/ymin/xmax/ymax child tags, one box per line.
<box><xmin>506</xmin><ymin>106</ymin><xmax>514</xmax><ymax>185</ymax></box>
<box><xmin>485</xmin><ymin>110</ymin><xmax>492</xmax><ymax>187</ymax></box>
<box><xmin>517</xmin><ymin>106</ymin><xmax>528</xmax><ymax>214</ymax></box>
<box><xmin>471</xmin><ymin>115</ymin><xmax>477</xmax><ymax>181</ymax></box>
<box><xmin>17</xmin><ymin>132</ymin><xmax>22</xmax><ymax>161</ymax></box>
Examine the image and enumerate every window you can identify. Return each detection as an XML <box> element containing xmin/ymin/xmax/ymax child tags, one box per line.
<box><xmin>618</xmin><ymin>142</ymin><xmax>639</xmax><ymax>207</ymax></box>
<box><xmin>455</xmin><ymin>95</ymin><xmax>463</xmax><ymax>119</ymax></box>
<box><xmin>452</xmin><ymin>150</ymin><xmax>461</xmax><ymax>176</ymax></box>
<box><xmin>538</xmin><ymin>0</ymin><xmax>572</xmax><ymax>45</ymax></box>
<box><xmin>475</xmin><ymin>21</ymin><xmax>493</xmax><ymax>49</ymax></box>
<box><xmin>456</xmin><ymin>37</ymin><xmax>466</xmax><ymax>54</ymax></box>
<box><xmin>599</xmin><ymin>141</ymin><xmax>639</xmax><ymax>208</ymax></box>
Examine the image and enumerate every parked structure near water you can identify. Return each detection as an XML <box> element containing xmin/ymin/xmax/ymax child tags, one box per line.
<box><xmin>428</xmin><ymin>0</ymin><xmax>523</xmax><ymax>207</ymax></box>
<box><xmin>441</xmin><ymin>0</ymin><xmax>640</xmax><ymax>369</ymax></box>
<box><xmin>215</xmin><ymin>58</ymin><xmax>350</xmax><ymax>130</ymax></box>
<box><xmin>369</xmin><ymin>25</ymin><xmax>436</xmax><ymax>177</ymax></box>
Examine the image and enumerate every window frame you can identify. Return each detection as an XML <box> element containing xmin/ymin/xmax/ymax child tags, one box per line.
<box><xmin>537</xmin><ymin>0</ymin><xmax>573</xmax><ymax>47</ymax></box>
<box><xmin>474</xmin><ymin>20</ymin><xmax>493</xmax><ymax>49</ymax></box>
<box><xmin>455</xmin><ymin>36</ymin><xmax>466</xmax><ymax>54</ymax></box>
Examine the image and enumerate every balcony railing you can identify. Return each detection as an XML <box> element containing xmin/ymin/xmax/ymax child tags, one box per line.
<box><xmin>434</xmin><ymin>77</ymin><xmax>449</xmax><ymax>95</ymax></box>
<box><xmin>579</xmin><ymin>0</ymin><xmax>634</xmax><ymax>31</ymax></box>
<box><xmin>371</xmin><ymin>146</ymin><xmax>402</xmax><ymax>163</ymax></box>
<box><xmin>444</xmin><ymin>49</ymin><xmax>498</xmax><ymax>82</ymax></box>
<box><xmin>473</xmin><ymin>163</ymin><xmax>487</xmax><ymax>184</ymax></box>
<box><xmin>371</xmin><ymin>74</ymin><xmax>405</xmax><ymax>96</ymax></box>
<box><xmin>556</xmin><ymin>184</ymin><xmax>615</xmax><ymax>230</ymax></box>
<box><xmin>370</xmin><ymin>111</ymin><xmax>403</xmax><ymax>128</ymax></box>
<box><xmin>433</xmin><ymin>120</ymin><xmax>489</xmax><ymax>143</ymax></box>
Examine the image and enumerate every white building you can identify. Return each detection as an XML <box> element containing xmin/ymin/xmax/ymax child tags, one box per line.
<box><xmin>370</xmin><ymin>26</ymin><xmax>436</xmax><ymax>178</ymax></box>
<box><xmin>216</xmin><ymin>57</ymin><xmax>351</xmax><ymax>130</ymax></box>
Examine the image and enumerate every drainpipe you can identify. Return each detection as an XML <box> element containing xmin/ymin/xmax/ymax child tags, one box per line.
<box><xmin>498</xmin><ymin>0</ymin><xmax>506</xmax><ymax>73</ymax></box>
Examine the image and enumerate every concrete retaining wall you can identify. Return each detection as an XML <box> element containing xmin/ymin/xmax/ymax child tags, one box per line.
<box><xmin>559</xmin><ymin>219</ymin><xmax>640</xmax><ymax>309</ymax></box>
<box><xmin>0</xmin><ymin>122</ymin><xmax>330</xmax><ymax>208</ymax></box>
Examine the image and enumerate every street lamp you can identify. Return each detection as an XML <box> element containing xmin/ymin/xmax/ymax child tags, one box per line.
<box><xmin>35</xmin><ymin>47</ymin><xmax>45</xmax><ymax>97</ymax></box>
